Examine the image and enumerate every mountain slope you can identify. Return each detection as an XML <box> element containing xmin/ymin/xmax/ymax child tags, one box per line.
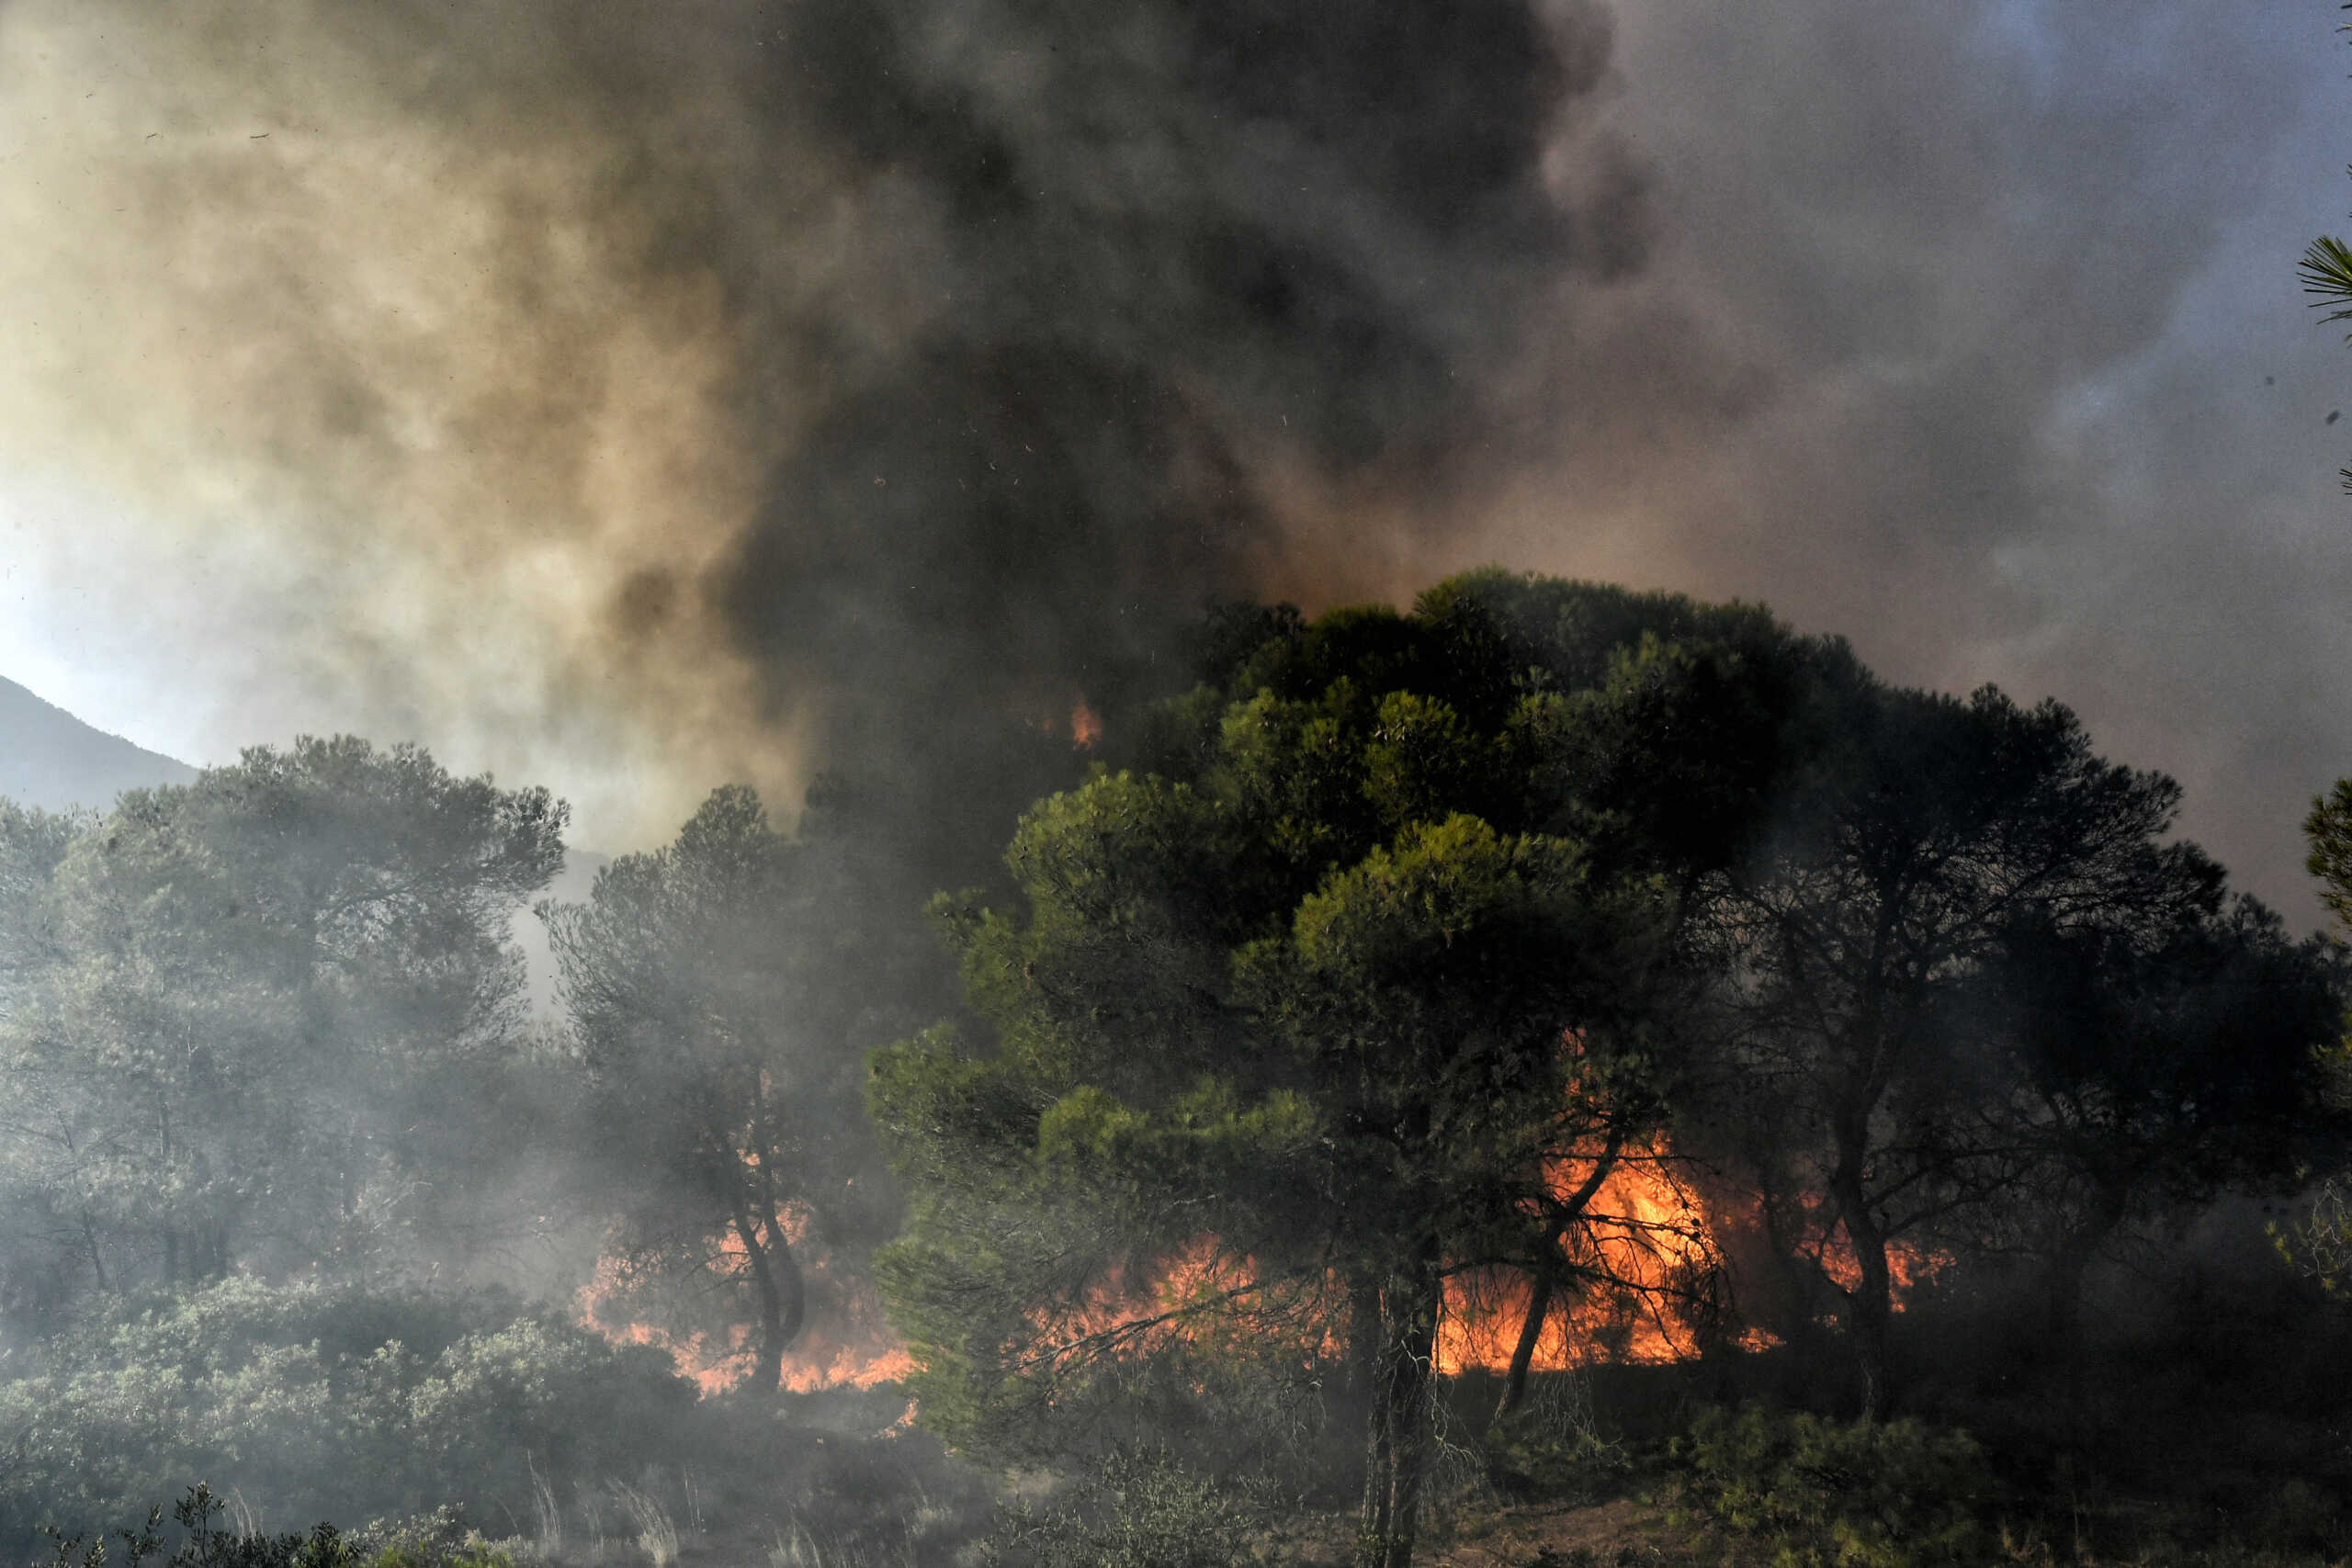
<box><xmin>0</xmin><ymin>675</ymin><xmax>198</xmax><ymax>813</ymax></box>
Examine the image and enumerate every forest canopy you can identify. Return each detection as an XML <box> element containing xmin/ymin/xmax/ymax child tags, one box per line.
<box><xmin>0</xmin><ymin>572</ymin><xmax>2344</xmax><ymax>1568</ymax></box>
<box><xmin>867</xmin><ymin>571</ymin><xmax>2348</xmax><ymax>1566</ymax></box>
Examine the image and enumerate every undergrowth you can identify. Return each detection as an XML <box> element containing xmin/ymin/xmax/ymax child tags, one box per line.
<box><xmin>1667</xmin><ymin>1405</ymin><xmax>1994</xmax><ymax>1568</ymax></box>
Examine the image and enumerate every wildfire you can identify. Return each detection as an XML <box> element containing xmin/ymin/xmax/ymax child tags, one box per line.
<box><xmin>1815</xmin><ymin>1224</ymin><xmax>1949</xmax><ymax>1298</ymax></box>
<box><xmin>1440</xmin><ymin>1145</ymin><xmax>1722</xmax><ymax>1374</ymax></box>
<box><xmin>1069</xmin><ymin>697</ymin><xmax>1102</xmax><ymax>750</ymax></box>
<box><xmin>582</xmin><ymin>1156</ymin><xmax>1949</xmax><ymax>1400</ymax></box>
<box><xmin>1025</xmin><ymin>1156</ymin><xmax>1734</xmax><ymax>1381</ymax></box>
<box><xmin>1025</xmin><ymin>1235</ymin><xmax>1296</xmax><ymax>1362</ymax></box>
<box><xmin>1018</xmin><ymin>1145</ymin><xmax>1951</xmax><ymax>1388</ymax></box>
<box><xmin>1436</xmin><ymin>1168</ymin><xmax>1944</xmax><ymax>1375</ymax></box>
<box><xmin>577</xmin><ymin>1205</ymin><xmax>917</xmax><ymax>1396</ymax></box>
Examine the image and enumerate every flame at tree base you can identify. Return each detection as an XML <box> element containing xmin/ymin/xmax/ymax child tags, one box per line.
<box><xmin>577</xmin><ymin>1156</ymin><xmax>1946</xmax><ymax>1400</ymax></box>
<box><xmin>576</xmin><ymin>1207</ymin><xmax>916</xmax><ymax>1396</ymax></box>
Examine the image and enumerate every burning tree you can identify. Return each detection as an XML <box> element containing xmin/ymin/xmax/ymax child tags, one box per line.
<box><xmin>871</xmin><ymin>574</ymin><xmax>1833</xmax><ymax>1568</ymax></box>
<box><xmin>545</xmin><ymin>784</ymin><xmax>914</xmax><ymax>1395</ymax></box>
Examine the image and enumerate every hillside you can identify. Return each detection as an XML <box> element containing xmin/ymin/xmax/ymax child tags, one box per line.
<box><xmin>0</xmin><ymin>675</ymin><xmax>197</xmax><ymax>813</ymax></box>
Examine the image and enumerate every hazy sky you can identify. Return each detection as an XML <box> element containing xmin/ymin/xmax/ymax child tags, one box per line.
<box><xmin>1</xmin><ymin>0</ymin><xmax>2347</xmax><ymax>919</ymax></box>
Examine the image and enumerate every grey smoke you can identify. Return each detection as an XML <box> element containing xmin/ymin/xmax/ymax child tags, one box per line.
<box><xmin>0</xmin><ymin>0</ymin><xmax>2345</xmax><ymax>911</ymax></box>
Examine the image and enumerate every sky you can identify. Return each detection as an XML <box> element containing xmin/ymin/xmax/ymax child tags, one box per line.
<box><xmin>0</xmin><ymin>0</ymin><xmax>2347</xmax><ymax>919</ymax></box>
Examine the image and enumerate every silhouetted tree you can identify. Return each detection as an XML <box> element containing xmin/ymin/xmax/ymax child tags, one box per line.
<box><xmin>2268</xmin><ymin>781</ymin><xmax>2352</xmax><ymax>1292</ymax></box>
<box><xmin>1699</xmin><ymin>685</ymin><xmax>2208</xmax><ymax>1416</ymax></box>
<box><xmin>1975</xmin><ymin>892</ymin><xmax>2344</xmax><ymax>1352</ymax></box>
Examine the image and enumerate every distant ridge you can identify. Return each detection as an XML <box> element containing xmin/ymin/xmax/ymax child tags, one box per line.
<box><xmin>0</xmin><ymin>675</ymin><xmax>198</xmax><ymax>814</ymax></box>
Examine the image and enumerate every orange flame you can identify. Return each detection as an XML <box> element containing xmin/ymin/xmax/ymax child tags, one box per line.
<box><xmin>1022</xmin><ymin>1146</ymin><xmax>1948</xmax><ymax>1380</ymax></box>
<box><xmin>580</xmin><ymin>1153</ymin><xmax>1948</xmax><ymax>1399</ymax></box>
<box><xmin>1440</xmin><ymin>1145</ymin><xmax>1722</xmax><ymax>1374</ymax></box>
<box><xmin>1025</xmin><ymin>1235</ymin><xmax>1271</xmax><ymax>1358</ymax></box>
<box><xmin>577</xmin><ymin>1205</ymin><xmax>917</xmax><ymax>1396</ymax></box>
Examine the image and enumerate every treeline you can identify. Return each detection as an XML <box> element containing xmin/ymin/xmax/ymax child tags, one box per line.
<box><xmin>0</xmin><ymin>746</ymin><xmax>940</xmax><ymax>1543</ymax></box>
<box><xmin>0</xmin><ymin>570</ymin><xmax>2346</xmax><ymax>1568</ymax></box>
<box><xmin>0</xmin><ymin>740</ymin><xmax>568</xmax><ymax>1308</ymax></box>
<box><xmin>866</xmin><ymin>573</ymin><xmax>2351</xmax><ymax>1567</ymax></box>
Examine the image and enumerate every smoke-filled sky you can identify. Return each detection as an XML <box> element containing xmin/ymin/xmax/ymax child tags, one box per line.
<box><xmin>1</xmin><ymin>0</ymin><xmax>2347</xmax><ymax>917</ymax></box>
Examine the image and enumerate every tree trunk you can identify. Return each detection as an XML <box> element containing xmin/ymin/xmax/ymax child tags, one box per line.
<box><xmin>1847</xmin><ymin>1249</ymin><xmax>1893</xmax><ymax>1421</ymax></box>
<box><xmin>728</xmin><ymin>1190</ymin><xmax>804</xmax><ymax>1394</ymax></box>
<box><xmin>1492</xmin><ymin>1271</ymin><xmax>1554</xmax><ymax>1427</ymax></box>
<box><xmin>2044</xmin><ymin>1192</ymin><xmax>2123</xmax><ymax>1360</ymax></box>
<box><xmin>1828</xmin><ymin>1120</ymin><xmax>1894</xmax><ymax>1419</ymax></box>
<box><xmin>2044</xmin><ymin>1193</ymin><xmax>2123</xmax><ymax>1435</ymax></box>
<box><xmin>1357</xmin><ymin>1252</ymin><xmax>1442</xmax><ymax>1568</ymax></box>
<box><xmin>1360</xmin><ymin>1371</ymin><xmax>1395</xmax><ymax>1556</ymax></box>
<box><xmin>762</xmin><ymin>1205</ymin><xmax>808</xmax><ymax>1347</ymax></box>
<box><xmin>1337</xmin><ymin>1272</ymin><xmax>1384</xmax><ymax>1462</ymax></box>
<box><xmin>83</xmin><ymin>1213</ymin><xmax>107</xmax><ymax>1293</ymax></box>
<box><xmin>1494</xmin><ymin>1133</ymin><xmax>1622</xmax><ymax>1428</ymax></box>
<box><xmin>157</xmin><ymin>1083</ymin><xmax>177</xmax><ymax>1287</ymax></box>
<box><xmin>2044</xmin><ymin>1242</ymin><xmax>2089</xmax><ymax>1359</ymax></box>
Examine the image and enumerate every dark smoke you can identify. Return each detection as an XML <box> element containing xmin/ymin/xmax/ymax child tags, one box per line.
<box><xmin>0</xmin><ymin>0</ymin><xmax>1647</xmax><ymax>865</ymax></box>
<box><xmin>701</xmin><ymin>0</ymin><xmax>1646</xmax><ymax>858</ymax></box>
<box><xmin>4</xmin><ymin>0</ymin><xmax>2348</xmax><ymax>910</ymax></box>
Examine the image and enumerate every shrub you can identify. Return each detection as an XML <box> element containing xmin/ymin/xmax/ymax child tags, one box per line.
<box><xmin>0</xmin><ymin>1280</ymin><xmax>695</xmax><ymax>1546</ymax></box>
<box><xmin>40</xmin><ymin>1486</ymin><xmax>535</xmax><ymax>1568</ymax></box>
<box><xmin>981</xmin><ymin>1447</ymin><xmax>1260</xmax><ymax>1568</ymax></box>
<box><xmin>1669</xmin><ymin>1405</ymin><xmax>1994</xmax><ymax>1568</ymax></box>
<box><xmin>341</xmin><ymin>1504</ymin><xmax>521</xmax><ymax>1568</ymax></box>
<box><xmin>1482</xmin><ymin>1372</ymin><xmax>1631</xmax><ymax>1501</ymax></box>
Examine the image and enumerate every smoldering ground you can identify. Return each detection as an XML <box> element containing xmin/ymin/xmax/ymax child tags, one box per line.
<box><xmin>0</xmin><ymin>0</ymin><xmax>2347</xmax><ymax>908</ymax></box>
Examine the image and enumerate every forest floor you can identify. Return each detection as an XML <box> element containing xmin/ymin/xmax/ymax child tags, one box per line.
<box><xmin>1270</xmin><ymin>1495</ymin><xmax>1720</xmax><ymax>1568</ymax></box>
<box><xmin>1416</xmin><ymin>1497</ymin><xmax>1709</xmax><ymax>1568</ymax></box>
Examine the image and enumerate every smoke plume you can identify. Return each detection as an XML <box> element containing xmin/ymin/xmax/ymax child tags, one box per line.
<box><xmin>0</xmin><ymin>0</ymin><xmax>1638</xmax><ymax>852</ymax></box>
<box><xmin>0</xmin><ymin>0</ymin><xmax>2346</xmax><ymax>908</ymax></box>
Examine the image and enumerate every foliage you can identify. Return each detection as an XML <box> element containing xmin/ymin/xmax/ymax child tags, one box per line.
<box><xmin>1479</xmin><ymin>1375</ymin><xmax>1629</xmax><ymax>1503</ymax></box>
<box><xmin>1</xmin><ymin>578</ymin><xmax>2344</xmax><ymax>1566</ymax></box>
<box><xmin>2282</xmin><ymin>777</ymin><xmax>2352</xmax><ymax>1293</ymax></box>
<box><xmin>1694</xmin><ymin>683</ymin><xmax>2237</xmax><ymax>1412</ymax></box>
<box><xmin>39</xmin><ymin>1484</ymin><xmax>529</xmax><ymax>1568</ymax></box>
<box><xmin>980</xmin><ymin>1447</ymin><xmax>1261</xmax><ymax>1568</ymax></box>
<box><xmin>544</xmin><ymin>784</ymin><xmax>924</xmax><ymax>1393</ymax></box>
<box><xmin>2276</xmin><ymin>1172</ymin><xmax>2352</xmax><ymax>1297</ymax></box>
<box><xmin>341</xmin><ymin>1504</ymin><xmax>532</xmax><ymax>1568</ymax></box>
<box><xmin>1979</xmin><ymin>893</ymin><xmax>2344</xmax><ymax>1339</ymax></box>
<box><xmin>0</xmin><ymin>1279</ymin><xmax>693</xmax><ymax>1545</ymax></box>
<box><xmin>0</xmin><ymin>739</ymin><xmax>567</xmax><ymax>1323</ymax></box>
<box><xmin>2306</xmin><ymin>778</ymin><xmax>2352</xmax><ymax>931</ymax></box>
<box><xmin>1669</xmin><ymin>1405</ymin><xmax>1993</xmax><ymax>1568</ymax></box>
<box><xmin>873</xmin><ymin>571</ymin><xmax>1841</xmax><ymax>1565</ymax></box>
<box><xmin>2301</xmin><ymin>231</ymin><xmax>2352</xmax><ymax>491</ymax></box>
<box><xmin>0</xmin><ymin>800</ymin><xmax>81</xmax><ymax>998</ymax></box>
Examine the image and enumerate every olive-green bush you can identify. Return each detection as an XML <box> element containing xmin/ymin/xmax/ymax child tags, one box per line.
<box><xmin>981</xmin><ymin>1447</ymin><xmax>1261</xmax><ymax>1568</ymax></box>
<box><xmin>0</xmin><ymin>1280</ymin><xmax>695</xmax><ymax>1546</ymax></box>
<box><xmin>40</xmin><ymin>1483</ymin><xmax>527</xmax><ymax>1568</ymax></box>
<box><xmin>1669</xmin><ymin>1405</ymin><xmax>1994</xmax><ymax>1568</ymax></box>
